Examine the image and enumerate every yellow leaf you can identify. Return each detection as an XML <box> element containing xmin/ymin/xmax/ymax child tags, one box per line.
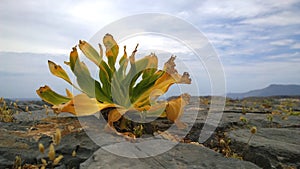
<box><xmin>103</xmin><ymin>34</ymin><xmax>119</xmax><ymax>57</ymax></box>
<box><xmin>69</xmin><ymin>46</ymin><xmax>79</xmax><ymax>71</ymax></box>
<box><xmin>106</xmin><ymin>108</ymin><xmax>127</xmax><ymax>131</ymax></box>
<box><xmin>55</xmin><ymin>128</ymin><xmax>61</xmax><ymax>145</ymax></box>
<box><xmin>72</xmin><ymin>150</ymin><xmax>76</xmax><ymax>157</ymax></box>
<box><xmin>141</xmin><ymin>53</ymin><xmax>159</xmax><ymax>79</ymax></box>
<box><xmin>133</xmin><ymin>56</ymin><xmax>191</xmax><ymax>107</ymax></box>
<box><xmin>108</xmin><ymin>108</ymin><xmax>127</xmax><ymax>123</ymax></box>
<box><xmin>41</xmin><ymin>158</ymin><xmax>47</xmax><ymax>165</ymax></box>
<box><xmin>52</xmin><ymin>93</ymin><xmax>117</xmax><ymax>116</ymax></box>
<box><xmin>165</xmin><ymin>93</ymin><xmax>190</xmax><ymax>129</ymax></box>
<box><xmin>65</xmin><ymin>88</ymin><xmax>73</xmax><ymax>98</ymax></box>
<box><xmin>145</xmin><ymin>53</ymin><xmax>158</xmax><ymax>69</ymax></box>
<box><xmin>38</xmin><ymin>143</ymin><xmax>45</xmax><ymax>153</ymax></box>
<box><xmin>48</xmin><ymin>143</ymin><xmax>55</xmax><ymax>161</ymax></box>
<box><xmin>48</xmin><ymin>60</ymin><xmax>72</xmax><ymax>84</ymax></box>
<box><xmin>53</xmin><ymin>155</ymin><xmax>63</xmax><ymax>165</ymax></box>
<box><xmin>103</xmin><ymin>33</ymin><xmax>119</xmax><ymax>70</ymax></box>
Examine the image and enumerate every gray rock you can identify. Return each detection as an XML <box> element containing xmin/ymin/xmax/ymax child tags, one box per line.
<box><xmin>13</xmin><ymin>109</ymin><xmax>75</xmax><ymax>122</ymax></box>
<box><xmin>81</xmin><ymin>143</ymin><xmax>260</xmax><ymax>169</ymax></box>
<box><xmin>0</xmin><ymin>117</ymin><xmax>99</xmax><ymax>169</ymax></box>
<box><xmin>1</xmin><ymin>96</ymin><xmax>299</xmax><ymax>169</ymax></box>
<box><xmin>184</xmin><ymin>108</ymin><xmax>300</xmax><ymax>169</ymax></box>
<box><xmin>229</xmin><ymin>128</ymin><xmax>300</xmax><ymax>169</ymax></box>
<box><xmin>0</xmin><ymin>122</ymin><xmax>41</xmax><ymax>168</ymax></box>
<box><xmin>237</xmin><ymin>113</ymin><xmax>300</xmax><ymax>128</ymax></box>
<box><xmin>216</xmin><ymin>112</ymin><xmax>300</xmax><ymax>129</ymax></box>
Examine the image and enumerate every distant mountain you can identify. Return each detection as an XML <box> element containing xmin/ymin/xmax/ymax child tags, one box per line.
<box><xmin>227</xmin><ymin>84</ymin><xmax>300</xmax><ymax>99</ymax></box>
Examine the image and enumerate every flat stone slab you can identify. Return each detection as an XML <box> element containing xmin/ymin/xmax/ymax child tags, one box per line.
<box><xmin>81</xmin><ymin>143</ymin><xmax>260</xmax><ymax>169</ymax></box>
<box><xmin>229</xmin><ymin>128</ymin><xmax>300</xmax><ymax>168</ymax></box>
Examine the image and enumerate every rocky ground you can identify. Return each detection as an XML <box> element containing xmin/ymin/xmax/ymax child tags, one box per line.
<box><xmin>0</xmin><ymin>96</ymin><xmax>299</xmax><ymax>169</ymax></box>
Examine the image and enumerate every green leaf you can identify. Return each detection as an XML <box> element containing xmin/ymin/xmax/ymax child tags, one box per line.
<box><xmin>36</xmin><ymin>85</ymin><xmax>71</xmax><ymax>105</ymax></box>
<box><xmin>48</xmin><ymin>60</ymin><xmax>72</xmax><ymax>84</ymax></box>
<box><xmin>79</xmin><ymin>40</ymin><xmax>102</xmax><ymax>67</ymax></box>
<box><xmin>145</xmin><ymin>102</ymin><xmax>167</xmax><ymax>118</ymax></box>
<box><xmin>77</xmin><ymin>42</ymin><xmax>114</xmax><ymax>96</ymax></box>
<box><xmin>123</xmin><ymin>56</ymin><xmax>149</xmax><ymax>89</ymax></box>
<box><xmin>127</xmin><ymin>54</ymin><xmax>158</xmax><ymax>90</ymax></box>
<box><xmin>99</xmin><ymin>60</ymin><xmax>112</xmax><ymax>96</ymax></box>
<box><xmin>69</xmin><ymin>47</ymin><xmax>112</xmax><ymax>103</ymax></box>
<box><xmin>117</xmin><ymin>46</ymin><xmax>129</xmax><ymax>80</ymax></box>
<box><xmin>110</xmin><ymin>47</ymin><xmax>131</xmax><ymax>107</ymax></box>
<box><xmin>111</xmin><ymin>74</ymin><xmax>128</xmax><ymax>106</ymax></box>
<box><xmin>75</xmin><ymin>61</ymin><xmax>111</xmax><ymax>103</ymax></box>
<box><xmin>131</xmin><ymin>71</ymin><xmax>164</xmax><ymax>103</ymax></box>
<box><xmin>132</xmin><ymin>56</ymin><xmax>191</xmax><ymax>108</ymax></box>
<box><xmin>142</xmin><ymin>53</ymin><xmax>158</xmax><ymax>79</ymax></box>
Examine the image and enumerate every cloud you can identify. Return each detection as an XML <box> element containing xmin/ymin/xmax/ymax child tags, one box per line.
<box><xmin>263</xmin><ymin>52</ymin><xmax>299</xmax><ymax>61</ymax></box>
<box><xmin>242</xmin><ymin>11</ymin><xmax>300</xmax><ymax>26</ymax></box>
<box><xmin>0</xmin><ymin>0</ymin><xmax>300</xmax><ymax>97</ymax></box>
<box><xmin>0</xmin><ymin>0</ymin><xmax>115</xmax><ymax>53</ymax></box>
<box><xmin>270</xmin><ymin>39</ymin><xmax>294</xmax><ymax>46</ymax></box>
<box><xmin>291</xmin><ymin>43</ymin><xmax>300</xmax><ymax>49</ymax></box>
<box><xmin>196</xmin><ymin>0</ymin><xmax>299</xmax><ymax>20</ymax></box>
<box><xmin>198</xmin><ymin>1</ymin><xmax>267</xmax><ymax>18</ymax></box>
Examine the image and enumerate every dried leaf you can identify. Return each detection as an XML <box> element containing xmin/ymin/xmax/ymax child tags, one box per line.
<box><xmin>38</xmin><ymin>143</ymin><xmax>45</xmax><ymax>153</ymax></box>
<box><xmin>41</xmin><ymin>158</ymin><xmax>47</xmax><ymax>165</ymax></box>
<box><xmin>107</xmin><ymin>108</ymin><xmax>127</xmax><ymax>124</ymax></box>
<box><xmin>53</xmin><ymin>154</ymin><xmax>63</xmax><ymax>165</ymax></box>
<box><xmin>72</xmin><ymin>150</ymin><xmax>76</xmax><ymax>157</ymax></box>
<box><xmin>133</xmin><ymin>56</ymin><xmax>191</xmax><ymax>107</ymax></box>
<box><xmin>48</xmin><ymin>143</ymin><xmax>55</xmax><ymax>161</ymax></box>
<box><xmin>54</xmin><ymin>128</ymin><xmax>61</xmax><ymax>145</ymax></box>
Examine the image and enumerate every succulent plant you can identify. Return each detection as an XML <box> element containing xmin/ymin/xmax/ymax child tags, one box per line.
<box><xmin>36</xmin><ymin>34</ymin><xmax>191</xmax><ymax>137</ymax></box>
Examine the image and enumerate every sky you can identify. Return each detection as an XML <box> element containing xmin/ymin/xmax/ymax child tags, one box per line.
<box><xmin>0</xmin><ymin>0</ymin><xmax>300</xmax><ymax>98</ymax></box>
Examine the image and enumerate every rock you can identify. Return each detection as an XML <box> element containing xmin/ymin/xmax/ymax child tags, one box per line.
<box><xmin>236</xmin><ymin>113</ymin><xmax>300</xmax><ymax>128</ymax></box>
<box><xmin>217</xmin><ymin>112</ymin><xmax>300</xmax><ymax>129</ymax></box>
<box><xmin>0</xmin><ymin>119</ymin><xmax>44</xmax><ymax>168</ymax></box>
<box><xmin>81</xmin><ymin>143</ymin><xmax>260</xmax><ymax>169</ymax></box>
<box><xmin>1</xmin><ymin>96</ymin><xmax>299</xmax><ymax>168</ymax></box>
<box><xmin>13</xmin><ymin>109</ymin><xmax>75</xmax><ymax>122</ymax></box>
<box><xmin>14</xmin><ymin>101</ymin><xmax>45</xmax><ymax>111</ymax></box>
<box><xmin>229</xmin><ymin>128</ymin><xmax>300</xmax><ymax>168</ymax></box>
<box><xmin>0</xmin><ymin>117</ymin><xmax>99</xmax><ymax>169</ymax></box>
<box><xmin>183</xmin><ymin>107</ymin><xmax>300</xmax><ymax>169</ymax></box>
